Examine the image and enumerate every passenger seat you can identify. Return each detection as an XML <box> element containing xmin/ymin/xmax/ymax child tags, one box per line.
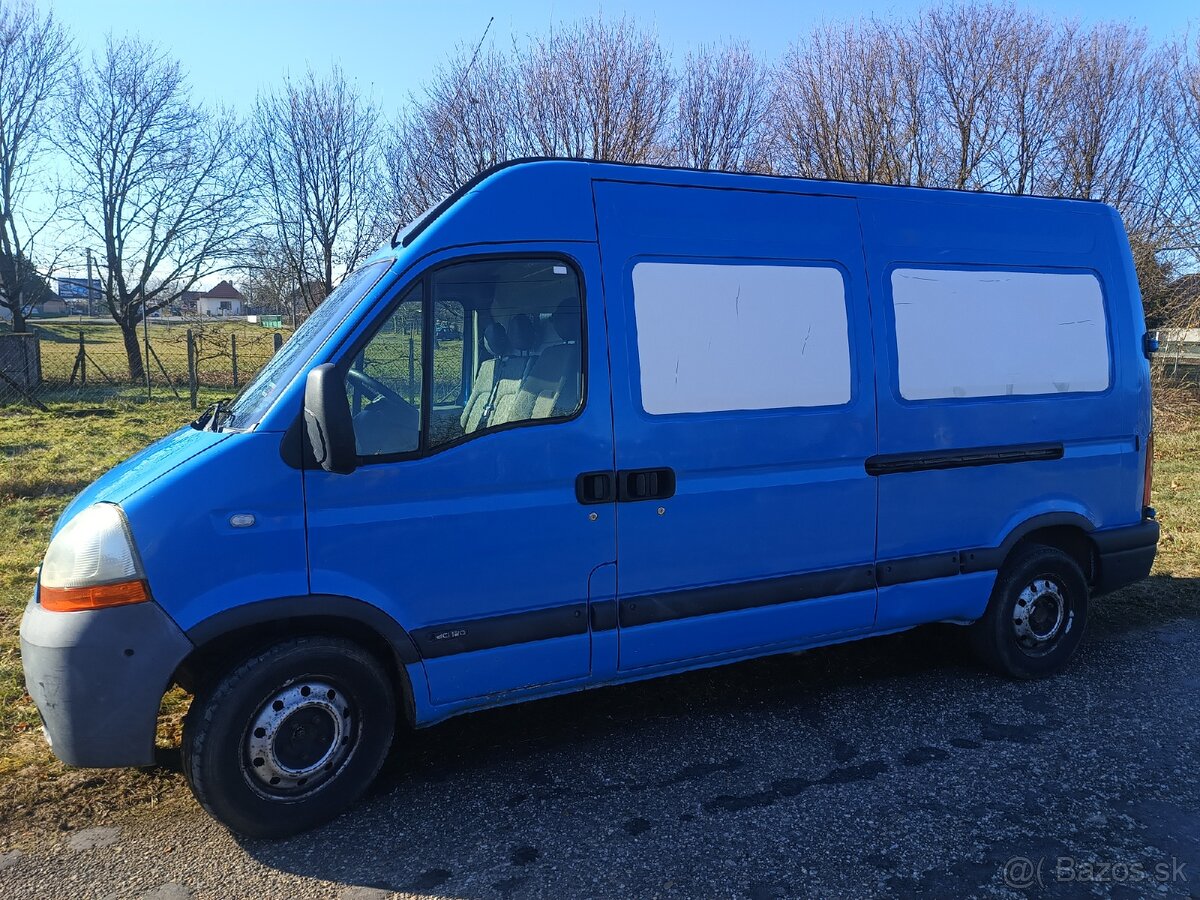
<box><xmin>461</xmin><ymin>315</ymin><xmax>539</xmax><ymax>433</ymax></box>
<box><xmin>461</xmin><ymin>322</ymin><xmax>512</xmax><ymax>433</ymax></box>
<box><xmin>487</xmin><ymin>314</ymin><xmax>539</xmax><ymax>426</ymax></box>
<box><xmin>509</xmin><ymin>301</ymin><xmax>582</xmax><ymax>422</ymax></box>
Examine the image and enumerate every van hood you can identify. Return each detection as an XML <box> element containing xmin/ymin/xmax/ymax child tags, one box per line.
<box><xmin>55</xmin><ymin>426</ymin><xmax>231</xmax><ymax>533</ymax></box>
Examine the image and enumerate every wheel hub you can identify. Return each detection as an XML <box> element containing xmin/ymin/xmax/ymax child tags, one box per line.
<box><xmin>1012</xmin><ymin>578</ymin><xmax>1067</xmax><ymax>651</ymax></box>
<box><xmin>245</xmin><ymin>681</ymin><xmax>353</xmax><ymax>795</ymax></box>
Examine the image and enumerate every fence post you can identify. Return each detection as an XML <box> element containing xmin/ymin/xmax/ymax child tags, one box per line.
<box><xmin>273</xmin><ymin>331</ymin><xmax>283</xmax><ymax>353</ymax></box>
<box><xmin>408</xmin><ymin>332</ymin><xmax>415</xmax><ymax>388</ymax></box>
<box><xmin>79</xmin><ymin>331</ymin><xmax>87</xmax><ymax>386</ymax></box>
<box><xmin>187</xmin><ymin>329</ymin><xmax>198</xmax><ymax>409</ymax></box>
<box><xmin>231</xmin><ymin>333</ymin><xmax>239</xmax><ymax>388</ymax></box>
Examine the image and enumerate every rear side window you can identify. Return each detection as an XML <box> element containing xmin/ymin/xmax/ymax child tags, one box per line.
<box><xmin>632</xmin><ymin>261</ymin><xmax>852</xmax><ymax>415</ymax></box>
<box><xmin>891</xmin><ymin>268</ymin><xmax>1109</xmax><ymax>401</ymax></box>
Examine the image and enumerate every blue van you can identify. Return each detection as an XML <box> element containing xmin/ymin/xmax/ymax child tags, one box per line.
<box><xmin>20</xmin><ymin>160</ymin><xmax>1159</xmax><ymax>836</ymax></box>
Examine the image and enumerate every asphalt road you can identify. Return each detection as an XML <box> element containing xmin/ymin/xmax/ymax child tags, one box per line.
<box><xmin>2</xmin><ymin>574</ymin><xmax>1197</xmax><ymax>899</ymax></box>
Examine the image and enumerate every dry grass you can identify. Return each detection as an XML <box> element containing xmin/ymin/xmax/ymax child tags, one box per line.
<box><xmin>1152</xmin><ymin>387</ymin><xmax>1200</xmax><ymax>577</ymax></box>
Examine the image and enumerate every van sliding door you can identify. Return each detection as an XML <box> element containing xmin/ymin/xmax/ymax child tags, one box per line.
<box><xmin>859</xmin><ymin>196</ymin><xmax>1131</xmax><ymax>631</ymax></box>
<box><xmin>593</xmin><ymin>181</ymin><xmax>879</xmax><ymax>671</ymax></box>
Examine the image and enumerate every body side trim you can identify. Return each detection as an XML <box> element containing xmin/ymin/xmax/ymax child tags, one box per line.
<box><xmin>617</xmin><ymin>565</ymin><xmax>876</xmax><ymax>628</ymax></box>
<box><xmin>412</xmin><ymin>602</ymin><xmax>588</xmax><ymax>658</ymax></box>
<box><xmin>865</xmin><ymin>442</ymin><xmax>1064</xmax><ymax>476</ymax></box>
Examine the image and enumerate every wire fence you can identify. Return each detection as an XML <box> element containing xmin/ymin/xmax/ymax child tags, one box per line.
<box><xmin>0</xmin><ymin>319</ymin><xmax>291</xmax><ymax>410</ymax></box>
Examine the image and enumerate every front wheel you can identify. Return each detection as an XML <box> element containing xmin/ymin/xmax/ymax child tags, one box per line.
<box><xmin>182</xmin><ymin>636</ymin><xmax>395</xmax><ymax>838</ymax></box>
<box><xmin>970</xmin><ymin>544</ymin><xmax>1090</xmax><ymax>679</ymax></box>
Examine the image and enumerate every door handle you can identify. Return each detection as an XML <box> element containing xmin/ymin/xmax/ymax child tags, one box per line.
<box><xmin>617</xmin><ymin>467</ymin><xmax>676</xmax><ymax>502</ymax></box>
<box><xmin>575</xmin><ymin>471</ymin><xmax>614</xmax><ymax>505</ymax></box>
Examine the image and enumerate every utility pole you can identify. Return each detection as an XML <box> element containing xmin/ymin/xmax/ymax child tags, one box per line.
<box><xmin>86</xmin><ymin>248</ymin><xmax>94</xmax><ymax>318</ymax></box>
<box><xmin>143</xmin><ymin>286</ymin><xmax>151</xmax><ymax>399</ymax></box>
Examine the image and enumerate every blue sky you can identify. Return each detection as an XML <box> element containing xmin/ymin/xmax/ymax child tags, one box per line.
<box><xmin>48</xmin><ymin>0</ymin><xmax>1197</xmax><ymax>113</ymax></box>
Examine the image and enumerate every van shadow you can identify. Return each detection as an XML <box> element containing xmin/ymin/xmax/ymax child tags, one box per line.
<box><xmin>235</xmin><ymin>574</ymin><xmax>1199</xmax><ymax>897</ymax></box>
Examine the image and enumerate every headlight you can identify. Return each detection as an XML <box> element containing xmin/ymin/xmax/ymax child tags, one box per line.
<box><xmin>39</xmin><ymin>503</ymin><xmax>148</xmax><ymax>612</ymax></box>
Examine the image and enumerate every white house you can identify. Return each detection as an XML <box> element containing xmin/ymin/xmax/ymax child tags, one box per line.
<box><xmin>197</xmin><ymin>280</ymin><xmax>244</xmax><ymax>316</ymax></box>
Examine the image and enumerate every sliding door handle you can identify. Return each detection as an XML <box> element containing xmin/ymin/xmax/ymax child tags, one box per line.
<box><xmin>618</xmin><ymin>467</ymin><xmax>676</xmax><ymax>502</ymax></box>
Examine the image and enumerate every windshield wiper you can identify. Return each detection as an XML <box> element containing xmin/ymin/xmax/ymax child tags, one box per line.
<box><xmin>191</xmin><ymin>398</ymin><xmax>235</xmax><ymax>432</ymax></box>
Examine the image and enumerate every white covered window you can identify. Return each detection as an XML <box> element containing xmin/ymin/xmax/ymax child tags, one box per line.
<box><xmin>891</xmin><ymin>268</ymin><xmax>1110</xmax><ymax>401</ymax></box>
<box><xmin>632</xmin><ymin>262</ymin><xmax>852</xmax><ymax>415</ymax></box>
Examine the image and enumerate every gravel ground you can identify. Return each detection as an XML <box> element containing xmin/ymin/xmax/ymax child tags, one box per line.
<box><xmin>1</xmin><ymin>575</ymin><xmax>1197</xmax><ymax>899</ymax></box>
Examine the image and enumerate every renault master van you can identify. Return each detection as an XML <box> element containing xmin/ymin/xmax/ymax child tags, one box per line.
<box><xmin>20</xmin><ymin>160</ymin><xmax>1159</xmax><ymax>836</ymax></box>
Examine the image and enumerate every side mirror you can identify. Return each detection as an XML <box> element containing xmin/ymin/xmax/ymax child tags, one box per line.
<box><xmin>303</xmin><ymin>364</ymin><xmax>357</xmax><ymax>474</ymax></box>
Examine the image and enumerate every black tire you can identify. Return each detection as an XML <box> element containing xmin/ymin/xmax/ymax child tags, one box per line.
<box><xmin>970</xmin><ymin>543</ymin><xmax>1089</xmax><ymax>679</ymax></box>
<box><xmin>182</xmin><ymin>636</ymin><xmax>395</xmax><ymax>838</ymax></box>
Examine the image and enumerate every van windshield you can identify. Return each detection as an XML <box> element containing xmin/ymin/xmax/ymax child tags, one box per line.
<box><xmin>225</xmin><ymin>260</ymin><xmax>393</xmax><ymax>430</ymax></box>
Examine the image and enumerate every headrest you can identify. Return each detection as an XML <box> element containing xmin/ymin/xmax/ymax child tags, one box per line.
<box><xmin>552</xmin><ymin>299</ymin><xmax>581</xmax><ymax>342</ymax></box>
<box><xmin>483</xmin><ymin>322</ymin><xmax>510</xmax><ymax>357</ymax></box>
<box><xmin>507</xmin><ymin>313</ymin><xmax>537</xmax><ymax>352</ymax></box>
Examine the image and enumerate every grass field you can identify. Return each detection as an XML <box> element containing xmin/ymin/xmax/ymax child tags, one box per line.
<box><xmin>0</xmin><ymin>391</ymin><xmax>1196</xmax><ymax>828</ymax></box>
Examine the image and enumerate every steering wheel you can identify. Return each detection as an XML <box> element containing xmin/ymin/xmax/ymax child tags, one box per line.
<box><xmin>346</xmin><ymin>367</ymin><xmax>415</xmax><ymax>412</ymax></box>
<box><xmin>345</xmin><ymin>367</ymin><xmax>421</xmax><ymax>454</ymax></box>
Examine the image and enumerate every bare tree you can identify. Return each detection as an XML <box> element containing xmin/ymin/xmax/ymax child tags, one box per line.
<box><xmin>773</xmin><ymin>21</ymin><xmax>912</xmax><ymax>183</ymax></box>
<box><xmin>515</xmin><ymin>15</ymin><xmax>673</xmax><ymax>162</ymax></box>
<box><xmin>239</xmin><ymin>233</ymin><xmax>302</xmax><ymax>323</ymax></box>
<box><xmin>61</xmin><ymin>35</ymin><xmax>251</xmax><ymax>381</ymax></box>
<box><xmin>673</xmin><ymin>42</ymin><xmax>771</xmax><ymax>171</ymax></box>
<box><xmin>250</xmin><ymin>67</ymin><xmax>384</xmax><ymax>314</ymax></box>
<box><xmin>1046</xmin><ymin>27</ymin><xmax>1175</xmax><ymax>219</ymax></box>
<box><xmin>921</xmin><ymin>4</ymin><xmax>1022</xmax><ymax>190</ymax></box>
<box><xmin>0</xmin><ymin>0</ymin><xmax>71</xmax><ymax>334</ymax></box>
<box><xmin>989</xmin><ymin>16</ymin><xmax>1075</xmax><ymax>195</ymax></box>
<box><xmin>386</xmin><ymin>45</ymin><xmax>519</xmax><ymax>226</ymax></box>
<box><xmin>1161</xmin><ymin>36</ymin><xmax>1200</xmax><ymax>328</ymax></box>
<box><xmin>1170</xmin><ymin>36</ymin><xmax>1200</xmax><ymax>249</ymax></box>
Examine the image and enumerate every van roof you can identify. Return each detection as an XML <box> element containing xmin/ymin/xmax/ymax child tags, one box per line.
<box><xmin>391</xmin><ymin>157</ymin><xmax>1108</xmax><ymax>252</ymax></box>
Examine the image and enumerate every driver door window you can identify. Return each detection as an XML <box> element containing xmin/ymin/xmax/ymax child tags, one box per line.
<box><xmin>349</xmin><ymin>284</ymin><xmax>423</xmax><ymax>456</ymax></box>
<box><xmin>348</xmin><ymin>257</ymin><xmax>584</xmax><ymax>459</ymax></box>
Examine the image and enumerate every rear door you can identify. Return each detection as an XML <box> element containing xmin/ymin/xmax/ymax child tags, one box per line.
<box><xmin>593</xmin><ymin>181</ymin><xmax>879</xmax><ymax>671</ymax></box>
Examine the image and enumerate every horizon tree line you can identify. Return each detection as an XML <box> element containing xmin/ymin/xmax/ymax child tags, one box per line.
<box><xmin>1</xmin><ymin>1</ymin><xmax>1200</xmax><ymax>380</ymax></box>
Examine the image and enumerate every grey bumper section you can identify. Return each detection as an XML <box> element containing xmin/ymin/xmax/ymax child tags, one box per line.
<box><xmin>1092</xmin><ymin>519</ymin><xmax>1160</xmax><ymax>598</ymax></box>
<box><xmin>20</xmin><ymin>596</ymin><xmax>194</xmax><ymax>768</ymax></box>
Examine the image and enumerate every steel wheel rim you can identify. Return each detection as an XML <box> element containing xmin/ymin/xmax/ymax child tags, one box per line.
<box><xmin>243</xmin><ymin>680</ymin><xmax>355</xmax><ymax>798</ymax></box>
<box><xmin>1012</xmin><ymin>577</ymin><xmax>1071</xmax><ymax>657</ymax></box>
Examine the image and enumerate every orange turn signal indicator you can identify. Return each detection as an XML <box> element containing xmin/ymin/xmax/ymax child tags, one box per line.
<box><xmin>40</xmin><ymin>579</ymin><xmax>149</xmax><ymax>612</ymax></box>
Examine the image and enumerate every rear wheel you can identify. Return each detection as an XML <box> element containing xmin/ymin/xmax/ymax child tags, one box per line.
<box><xmin>970</xmin><ymin>544</ymin><xmax>1089</xmax><ymax>679</ymax></box>
<box><xmin>182</xmin><ymin>636</ymin><xmax>395</xmax><ymax>838</ymax></box>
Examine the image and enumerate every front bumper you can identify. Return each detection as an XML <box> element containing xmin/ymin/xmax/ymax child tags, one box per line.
<box><xmin>1092</xmin><ymin>519</ymin><xmax>1160</xmax><ymax>597</ymax></box>
<box><xmin>19</xmin><ymin>593</ymin><xmax>194</xmax><ymax>768</ymax></box>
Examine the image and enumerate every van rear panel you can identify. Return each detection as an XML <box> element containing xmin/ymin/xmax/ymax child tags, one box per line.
<box><xmin>858</xmin><ymin>193</ymin><xmax>1149</xmax><ymax>625</ymax></box>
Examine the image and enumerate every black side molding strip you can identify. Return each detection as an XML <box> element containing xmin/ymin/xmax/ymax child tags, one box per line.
<box><xmin>865</xmin><ymin>442</ymin><xmax>1064</xmax><ymax>476</ymax></box>
<box><xmin>619</xmin><ymin>565</ymin><xmax>877</xmax><ymax>629</ymax></box>
<box><xmin>875</xmin><ymin>552</ymin><xmax>960</xmax><ymax>587</ymax></box>
<box><xmin>413</xmin><ymin>602</ymin><xmax>588</xmax><ymax>659</ymax></box>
